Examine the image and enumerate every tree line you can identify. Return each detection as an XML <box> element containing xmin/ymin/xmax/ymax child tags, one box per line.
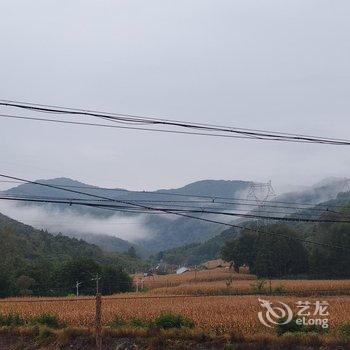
<box><xmin>0</xmin><ymin>258</ymin><xmax>132</xmax><ymax>298</ymax></box>
<box><xmin>221</xmin><ymin>217</ymin><xmax>350</xmax><ymax>279</ymax></box>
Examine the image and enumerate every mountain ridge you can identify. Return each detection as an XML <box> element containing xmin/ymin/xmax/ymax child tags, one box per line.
<box><xmin>2</xmin><ymin>176</ymin><xmax>349</xmax><ymax>254</ymax></box>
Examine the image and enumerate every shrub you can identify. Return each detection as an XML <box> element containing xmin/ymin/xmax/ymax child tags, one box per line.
<box><xmin>276</xmin><ymin>317</ymin><xmax>304</xmax><ymax>336</ymax></box>
<box><xmin>250</xmin><ymin>279</ymin><xmax>267</xmax><ymax>294</ymax></box>
<box><xmin>37</xmin><ymin>326</ymin><xmax>55</xmax><ymax>344</ymax></box>
<box><xmin>108</xmin><ymin>316</ymin><xmax>127</xmax><ymax>328</ymax></box>
<box><xmin>276</xmin><ymin>316</ymin><xmax>327</xmax><ymax>336</ymax></box>
<box><xmin>273</xmin><ymin>284</ymin><xmax>286</xmax><ymax>295</ymax></box>
<box><xmin>0</xmin><ymin>313</ymin><xmax>25</xmax><ymax>327</ymax></box>
<box><xmin>31</xmin><ymin>313</ymin><xmax>61</xmax><ymax>329</ymax></box>
<box><xmin>336</xmin><ymin>322</ymin><xmax>350</xmax><ymax>341</ymax></box>
<box><xmin>130</xmin><ymin>317</ymin><xmax>150</xmax><ymax>328</ymax></box>
<box><xmin>154</xmin><ymin>312</ymin><xmax>195</xmax><ymax>329</ymax></box>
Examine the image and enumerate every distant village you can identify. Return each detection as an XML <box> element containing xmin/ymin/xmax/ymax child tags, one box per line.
<box><xmin>144</xmin><ymin>259</ymin><xmax>250</xmax><ymax>277</ymax></box>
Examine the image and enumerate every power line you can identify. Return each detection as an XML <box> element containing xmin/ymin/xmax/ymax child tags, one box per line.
<box><xmin>1</xmin><ymin>99</ymin><xmax>348</xmax><ymax>142</ymax></box>
<box><xmin>0</xmin><ymin>195</ymin><xmax>348</xmax><ymax>223</ymax></box>
<box><xmin>0</xmin><ymin>193</ymin><xmax>336</xmax><ymax>213</ymax></box>
<box><xmin>1</xmin><ymin>99</ymin><xmax>350</xmax><ymax>145</ymax></box>
<box><xmin>0</xmin><ymin>173</ymin><xmax>349</xmax><ymax>252</ymax></box>
<box><xmin>1</xmin><ymin>193</ymin><xmax>347</xmax><ymax>218</ymax></box>
<box><xmin>0</xmin><ymin>113</ymin><xmax>250</xmax><ymax>140</ymax></box>
<box><xmin>1</xmin><ymin>179</ymin><xmax>348</xmax><ymax>209</ymax></box>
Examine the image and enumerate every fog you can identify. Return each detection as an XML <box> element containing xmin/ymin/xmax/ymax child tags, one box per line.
<box><xmin>1</xmin><ymin>0</ymin><xmax>350</xmax><ymax>193</ymax></box>
<box><xmin>0</xmin><ymin>201</ymin><xmax>153</xmax><ymax>242</ymax></box>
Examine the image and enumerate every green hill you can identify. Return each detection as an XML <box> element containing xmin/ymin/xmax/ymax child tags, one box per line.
<box><xmin>3</xmin><ymin>178</ymin><xmax>252</xmax><ymax>252</ymax></box>
<box><xmin>158</xmin><ymin>191</ymin><xmax>350</xmax><ymax>266</ymax></box>
<box><xmin>0</xmin><ymin>211</ymin><xmax>144</xmax><ymax>270</ymax></box>
<box><xmin>0</xmin><ymin>211</ymin><xmax>149</xmax><ymax>297</ymax></box>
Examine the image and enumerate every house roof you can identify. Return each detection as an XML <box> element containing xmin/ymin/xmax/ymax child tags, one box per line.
<box><xmin>176</xmin><ymin>267</ymin><xmax>190</xmax><ymax>274</ymax></box>
<box><xmin>202</xmin><ymin>259</ymin><xmax>231</xmax><ymax>269</ymax></box>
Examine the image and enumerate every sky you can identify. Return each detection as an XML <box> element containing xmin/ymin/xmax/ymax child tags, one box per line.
<box><xmin>1</xmin><ymin>0</ymin><xmax>350</xmax><ymax>194</ymax></box>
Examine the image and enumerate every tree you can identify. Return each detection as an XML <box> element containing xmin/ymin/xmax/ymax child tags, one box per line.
<box><xmin>309</xmin><ymin>220</ymin><xmax>350</xmax><ymax>278</ymax></box>
<box><xmin>221</xmin><ymin>224</ymin><xmax>308</xmax><ymax>278</ymax></box>
<box><xmin>127</xmin><ymin>246</ymin><xmax>138</xmax><ymax>259</ymax></box>
<box><xmin>16</xmin><ymin>275</ymin><xmax>35</xmax><ymax>296</ymax></box>
<box><xmin>100</xmin><ymin>265</ymin><xmax>132</xmax><ymax>295</ymax></box>
<box><xmin>0</xmin><ymin>269</ymin><xmax>12</xmax><ymax>298</ymax></box>
<box><xmin>53</xmin><ymin>258</ymin><xmax>100</xmax><ymax>296</ymax></box>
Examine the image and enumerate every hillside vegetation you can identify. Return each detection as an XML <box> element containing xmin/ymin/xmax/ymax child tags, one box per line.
<box><xmin>0</xmin><ymin>212</ymin><xmax>146</xmax><ymax>297</ymax></box>
<box><xmin>158</xmin><ymin>192</ymin><xmax>350</xmax><ymax>267</ymax></box>
<box><xmin>3</xmin><ymin>178</ymin><xmax>252</xmax><ymax>252</ymax></box>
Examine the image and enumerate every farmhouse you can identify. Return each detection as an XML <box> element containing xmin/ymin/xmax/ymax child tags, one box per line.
<box><xmin>239</xmin><ymin>264</ymin><xmax>250</xmax><ymax>274</ymax></box>
<box><xmin>176</xmin><ymin>266</ymin><xmax>190</xmax><ymax>274</ymax></box>
<box><xmin>202</xmin><ymin>259</ymin><xmax>231</xmax><ymax>270</ymax></box>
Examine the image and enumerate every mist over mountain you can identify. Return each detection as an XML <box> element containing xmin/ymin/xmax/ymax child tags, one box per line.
<box><xmin>159</xmin><ymin>189</ymin><xmax>350</xmax><ymax>266</ymax></box>
<box><xmin>2</xmin><ymin>178</ymin><xmax>251</xmax><ymax>252</ymax></box>
<box><xmin>0</xmin><ymin>211</ymin><xmax>143</xmax><ymax>272</ymax></box>
<box><xmin>275</xmin><ymin>177</ymin><xmax>350</xmax><ymax>205</ymax></box>
<box><xmin>1</xmin><ymin>176</ymin><xmax>349</xmax><ymax>254</ymax></box>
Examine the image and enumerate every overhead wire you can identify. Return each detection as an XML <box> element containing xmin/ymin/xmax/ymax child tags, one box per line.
<box><xmin>0</xmin><ymin>193</ymin><xmax>345</xmax><ymax>218</ymax></box>
<box><xmin>1</xmin><ymin>179</ymin><xmax>349</xmax><ymax>210</ymax></box>
<box><xmin>0</xmin><ymin>173</ymin><xmax>349</xmax><ymax>252</ymax></box>
<box><xmin>0</xmin><ymin>195</ymin><xmax>349</xmax><ymax>223</ymax></box>
<box><xmin>2</xmin><ymin>100</ymin><xmax>350</xmax><ymax>145</ymax></box>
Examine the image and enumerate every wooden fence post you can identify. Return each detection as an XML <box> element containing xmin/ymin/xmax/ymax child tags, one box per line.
<box><xmin>95</xmin><ymin>293</ymin><xmax>102</xmax><ymax>350</ymax></box>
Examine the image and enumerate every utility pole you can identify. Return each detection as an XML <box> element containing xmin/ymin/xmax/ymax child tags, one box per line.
<box><xmin>95</xmin><ymin>293</ymin><xmax>102</xmax><ymax>350</ymax></box>
<box><xmin>92</xmin><ymin>273</ymin><xmax>102</xmax><ymax>294</ymax></box>
<box><xmin>75</xmin><ymin>281</ymin><xmax>82</xmax><ymax>297</ymax></box>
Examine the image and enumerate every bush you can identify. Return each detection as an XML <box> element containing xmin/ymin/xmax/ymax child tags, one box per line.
<box><xmin>276</xmin><ymin>317</ymin><xmax>303</xmax><ymax>336</ymax></box>
<box><xmin>154</xmin><ymin>312</ymin><xmax>195</xmax><ymax>329</ymax></box>
<box><xmin>31</xmin><ymin>313</ymin><xmax>61</xmax><ymax>329</ymax></box>
<box><xmin>276</xmin><ymin>316</ymin><xmax>327</xmax><ymax>336</ymax></box>
<box><xmin>0</xmin><ymin>313</ymin><xmax>25</xmax><ymax>327</ymax></box>
<box><xmin>273</xmin><ymin>284</ymin><xmax>286</xmax><ymax>295</ymax></box>
<box><xmin>108</xmin><ymin>316</ymin><xmax>127</xmax><ymax>328</ymax></box>
<box><xmin>37</xmin><ymin>326</ymin><xmax>55</xmax><ymax>344</ymax></box>
<box><xmin>250</xmin><ymin>279</ymin><xmax>267</xmax><ymax>294</ymax></box>
<box><xmin>336</xmin><ymin>322</ymin><xmax>350</xmax><ymax>341</ymax></box>
<box><xmin>130</xmin><ymin>317</ymin><xmax>150</xmax><ymax>328</ymax></box>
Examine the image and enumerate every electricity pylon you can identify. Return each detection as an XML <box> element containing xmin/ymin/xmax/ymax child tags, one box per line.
<box><xmin>246</xmin><ymin>180</ymin><xmax>277</xmax><ymax>229</ymax></box>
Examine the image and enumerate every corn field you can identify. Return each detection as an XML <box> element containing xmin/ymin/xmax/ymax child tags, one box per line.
<box><xmin>0</xmin><ymin>295</ymin><xmax>349</xmax><ymax>336</ymax></box>
<box><xmin>148</xmin><ymin>279</ymin><xmax>350</xmax><ymax>296</ymax></box>
<box><xmin>133</xmin><ymin>268</ymin><xmax>255</xmax><ymax>289</ymax></box>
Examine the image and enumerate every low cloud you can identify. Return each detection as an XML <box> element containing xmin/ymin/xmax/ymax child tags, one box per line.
<box><xmin>0</xmin><ymin>201</ymin><xmax>152</xmax><ymax>242</ymax></box>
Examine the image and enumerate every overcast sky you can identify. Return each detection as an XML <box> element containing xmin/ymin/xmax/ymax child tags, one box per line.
<box><xmin>1</xmin><ymin>0</ymin><xmax>350</xmax><ymax>194</ymax></box>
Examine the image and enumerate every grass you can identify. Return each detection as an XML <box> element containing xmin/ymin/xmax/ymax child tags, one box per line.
<box><xmin>30</xmin><ymin>313</ymin><xmax>61</xmax><ymax>329</ymax></box>
<box><xmin>0</xmin><ymin>313</ymin><xmax>25</xmax><ymax>327</ymax></box>
<box><xmin>336</xmin><ymin>322</ymin><xmax>350</xmax><ymax>341</ymax></box>
<box><xmin>154</xmin><ymin>313</ymin><xmax>195</xmax><ymax>329</ymax></box>
<box><xmin>275</xmin><ymin>316</ymin><xmax>328</xmax><ymax>336</ymax></box>
<box><xmin>0</xmin><ymin>325</ymin><xmax>349</xmax><ymax>349</ymax></box>
<box><xmin>109</xmin><ymin>312</ymin><xmax>195</xmax><ymax>330</ymax></box>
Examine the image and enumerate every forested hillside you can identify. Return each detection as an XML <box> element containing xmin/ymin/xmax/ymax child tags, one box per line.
<box><xmin>2</xmin><ymin>177</ymin><xmax>349</xmax><ymax>255</ymax></box>
<box><xmin>0</xmin><ymin>212</ymin><xmax>146</xmax><ymax>297</ymax></box>
<box><xmin>3</xmin><ymin>178</ymin><xmax>252</xmax><ymax>252</ymax></box>
<box><xmin>159</xmin><ymin>192</ymin><xmax>350</xmax><ymax>268</ymax></box>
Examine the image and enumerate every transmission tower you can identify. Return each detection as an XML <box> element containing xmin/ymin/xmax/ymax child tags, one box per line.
<box><xmin>343</xmin><ymin>179</ymin><xmax>350</xmax><ymax>193</ymax></box>
<box><xmin>246</xmin><ymin>180</ymin><xmax>277</xmax><ymax>228</ymax></box>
